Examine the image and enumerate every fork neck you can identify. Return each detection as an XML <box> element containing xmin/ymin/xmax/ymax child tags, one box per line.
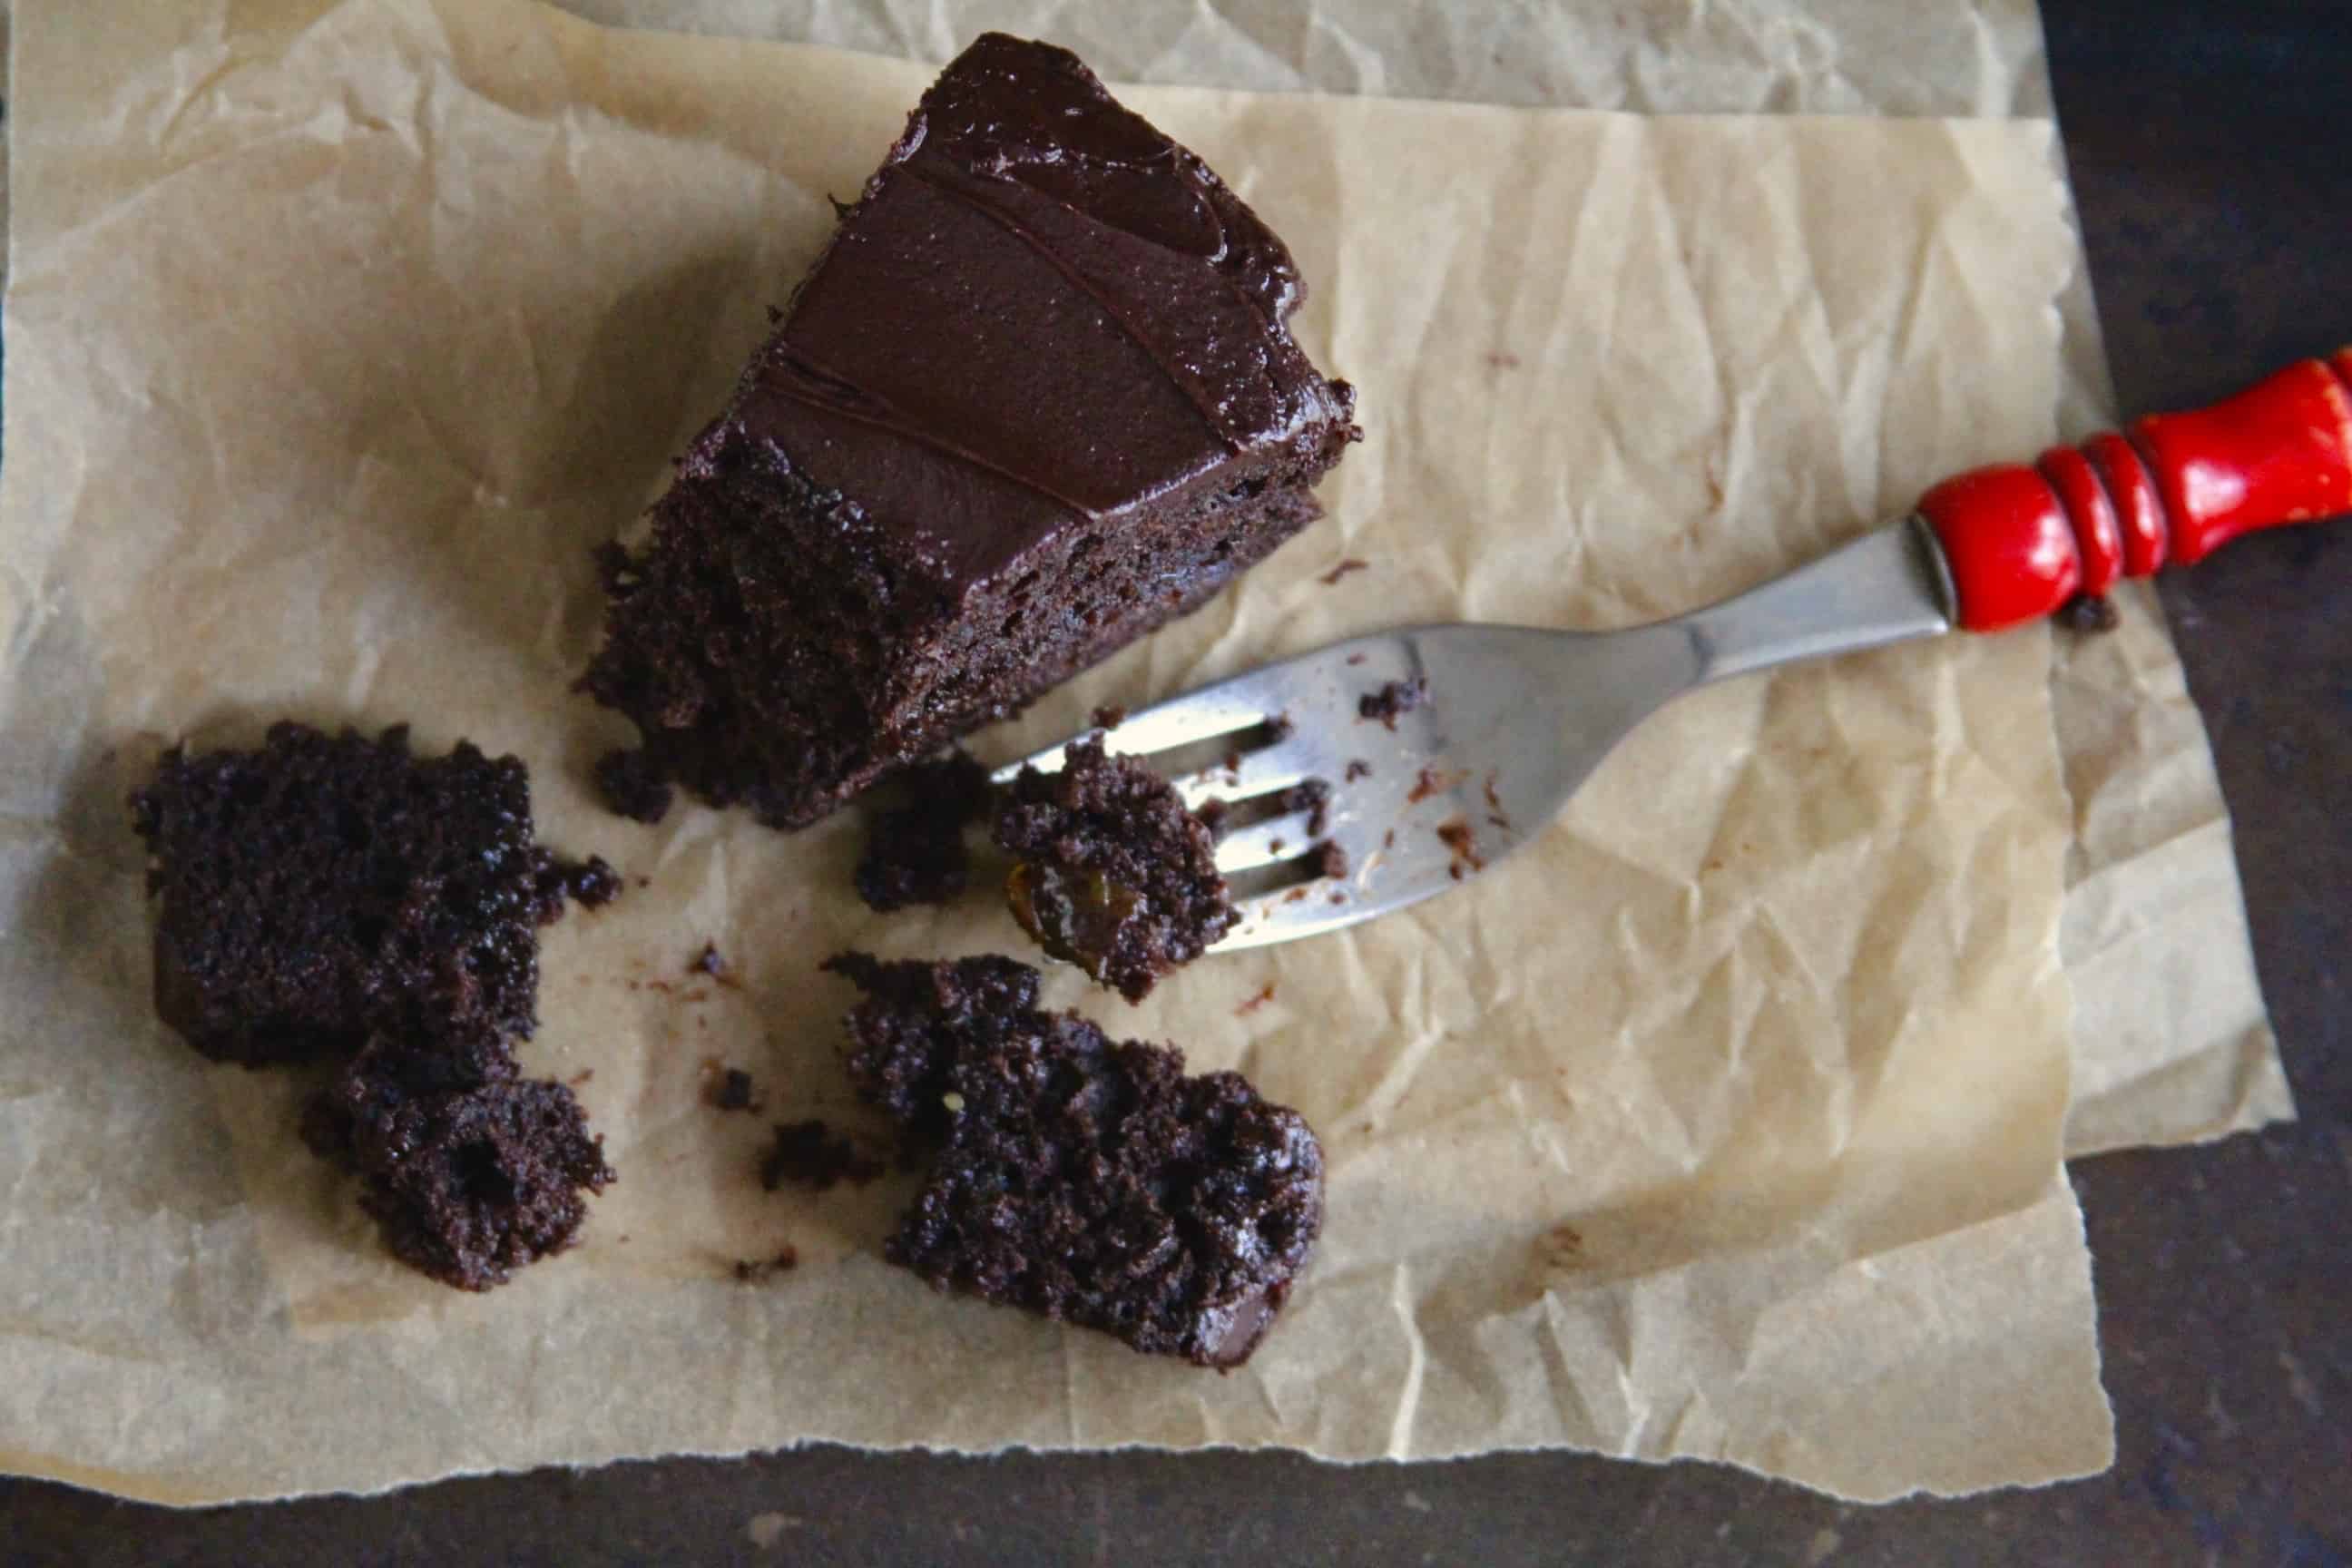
<box><xmin>1671</xmin><ymin>516</ymin><xmax>1955</xmax><ymax>686</ymax></box>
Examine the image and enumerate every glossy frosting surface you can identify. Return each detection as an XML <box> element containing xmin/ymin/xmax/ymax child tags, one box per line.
<box><xmin>721</xmin><ymin>34</ymin><xmax>1352</xmax><ymax>588</ymax></box>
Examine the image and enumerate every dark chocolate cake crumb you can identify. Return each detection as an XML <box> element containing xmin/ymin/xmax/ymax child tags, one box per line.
<box><xmin>131</xmin><ymin>722</ymin><xmax>564</xmax><ymax>1067</ymax></box>
<box><xmin>1194</xmin><ymin>798</ymin><xmax>1232</xmax><ymax>838</ymax></box>
<box><xmin>1406</xmin><ymin>765</ymin><xmax>1461</xmax><ymax>805</ymax></box>
<box><xmin>711</xmin><ymin>1067</ymin><xmax>758</xmax><ymax>1112</ymax></box>
<box><xmin>1090</xmin><ymin>703</ymin><xmax>1129</xmax><ymax>730</ymax></box>
<box><xmin>1436</xmin><ymin>818</ymin><xmax>1485</xmax><ymax>880</ymax></box>
<box><xmin>994</xmin><ymin>737</ymin><xmax>1237</xmax><ymax>1002</ymax></box>
<box><xmin>1270</xmin><ymin>779</ymin><xmax>1332</xmax><ymax>838</ymax></box>
<box><xmin>2056</xmin><ymin>593</ymin><xmax>2121</xmax><ymax>633</ymax></box>
<box><xmin>577</xmin><ymin>35</ymin><xmax>1357</xmax><ymax>831</ymax></box>
<box><xmin>828</xmin><ymin>953</ymin><xmax>1324</xmax><ymax>1367</ymax></box>
<box><xmin>593</xmin><ymin>747</ymin><xmax>674</xmax><ymax>824</ymax></box>
<box><xmin>1311</xmin><ymin>841</ymin><xmax>1350</xmax><ymax>880</ymax></box>
<box><xmin>761</xmin><ymin>1118</ymin><xmax>885</xmax><ymax>1192</ymax></box>
<box><xmin>299</xmin><ymin>1027</ymin><xmax>524</xmax><ymax>1168</ymax></box>
<box><xmin>855</xmin><ymin>749</ymin><xmax>992</xmax><ymax>912</ymax></box>
<box><xmin>1344</xmin><ymin>760</ymin><xmax>1372</xmax><ymax>782</ymax></box>
<box><xmin>302</xmin><ymin>1037</ymin><xmax>613</xmax><ymax>1291</ymax></box>
<box><xmin>690</xmin><ymin>942</ymin><xmax>728</xmax><ymax>978</ymax></box>
<box><xmin>733</xmin><ymin>1248</ymin><xmax>800</xmax><ymax>1283</ymax></box>
<box><xmin>1358</xmin><ymin>676</ymin><xmax>1429</xmax><ymax>729</ymax></box>
<box><xmin>544</xmin><ymin>854</ymin><xmax>623</xmax><ymax>911</ymax></box>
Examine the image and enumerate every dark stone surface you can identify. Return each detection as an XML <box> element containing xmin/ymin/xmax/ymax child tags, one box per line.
<box><xmin>5</xmin><ymin>1</ymin><xmax>2346</xmax><ymax>1561</ymax></box>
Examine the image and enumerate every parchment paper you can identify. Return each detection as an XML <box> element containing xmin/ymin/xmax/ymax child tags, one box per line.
<box><xmin>0</xmin><ymin>0</ymin><xmax>2126</xmax><ymax>1504</ymax></box>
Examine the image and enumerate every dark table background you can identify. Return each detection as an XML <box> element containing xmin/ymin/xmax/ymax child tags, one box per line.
<box><xmin>6</xmin><ymin>1</ymin><xmax>2347</xmax><ymax>1562</ymax></box>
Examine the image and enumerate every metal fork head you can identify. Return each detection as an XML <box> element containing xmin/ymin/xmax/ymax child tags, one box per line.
<box><xmin>989</xmin><ymin>519</ymin><xmax>1954</xmax><ymax>951</ymax></box>
<box><xmin>993</xmin><ymin>621</ymin><xmax>1699</xmax><ymax>950</ymax></box>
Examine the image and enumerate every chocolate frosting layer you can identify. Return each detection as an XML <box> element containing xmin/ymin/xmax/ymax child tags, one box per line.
<box><xmin>716</xmin><ymin>34</ymin><xmax>1355</xmax><ymax>590</ymax></box>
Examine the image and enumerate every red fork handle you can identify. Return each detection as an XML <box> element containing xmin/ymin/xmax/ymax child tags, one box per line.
<box><xmin>1916</xmin><ymin>348</ymin><xmax>2352</xmax><ymax>631</ymax></box>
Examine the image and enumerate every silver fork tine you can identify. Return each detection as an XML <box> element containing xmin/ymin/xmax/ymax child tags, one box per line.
<box><xmin>993</xmin><ymin>686</ymin><xmax>1269</xmax><ymax>783</ymax></box>
<box><xmin>1167</xmin><ymin>743</ymin><xmax>1320</xmax><ymax>810</ymax></box>
<box><xmin>1213</xmin><ymin>817</ymin><xmax>1319</xmax><ymax>876</ymax></box>
<box><xmin>1098</xmin><ymin>696</ymin><xmax>1264</xmax><ymax>760</ymax></box>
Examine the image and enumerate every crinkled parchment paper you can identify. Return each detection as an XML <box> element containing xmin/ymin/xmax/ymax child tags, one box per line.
<box><xmin>0</xmin><ymin>0</ymin><xmax>2142</xmax><ymax>1505</ymax></box>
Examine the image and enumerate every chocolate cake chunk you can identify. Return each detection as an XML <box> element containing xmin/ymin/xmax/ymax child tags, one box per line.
<box><xmin>302</xmin><ymin>1036</ymin><xmax>613</xmax><ymax>1291</ymax></box>
<box><xmin>993</xmin><ymin>738</ymin><xmax>1235</xmax><ymax>1002</ymax></box>
<box><xmin>855</xmin><ymin>749</ymin><xmax>992</xmax><ymax>911</ymax></box>
<box><xmin>135</xmin><ymin>721</ymin><xmax>620</xmax><ymax>1290</ymax></box>
<box><xmin>593</xmin><ymin>744</ymin><xmax>673</xmax><ymax>825</ymax></box>
<box><xmin>828</xmin><ymin>954</ymin><xmax>1323</xmax><ymax>1367</ymax></box>
<box><xmin>1269</xmin><ymin>778</ymin><xmax>1332</xmax><ymax>838</ymax></box>
<box><xmin>130</xmin><ymin>723</ymin><xmax>574</xmax><ymax>1067</ymax></box>
<box><xmin>547</xmin><ymin>855</ymin><xmax>624</xmax><ymax>910</ymax></box>
<box><xmin>710</xmin><ymin>1067</ymin><xmax>758</xmax><ymax>1112</ymax></box>
<box><xmin>299</xmin><ymin>1028</ymin><xmax>512</xmax><ymax>1162</ymax></box>
<box><xmin>760</xmin><ymin>1118</ymin><xmax>885</xmax><ymax>1192</ymax></box>
<box><xmin>1357</xmin><ymin>676</ymin><xmax>1427</xmax><ymax>728</ymax></box>
<box><xmin>581</xmin><ymin>34</ymin><xmax>1358</xmax><ymax>829</ymax></box>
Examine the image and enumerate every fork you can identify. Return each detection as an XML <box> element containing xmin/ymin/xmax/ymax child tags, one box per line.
<box><xmin>996</xmin><ymin>350</ymin><xmax>2352</xmax><ymax>951</ymax></box>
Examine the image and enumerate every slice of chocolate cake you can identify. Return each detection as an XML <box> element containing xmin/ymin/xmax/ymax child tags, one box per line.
<box><xmin>303</xmin><ymin>1036</ymin><xmax>614</xmax><ymax>1291</ymax></box>
<box><xmin>583</xmin><ymin>34</ymin><xmax>1358</xmax><ymax>829</ymax></box>
<box><xmin>993</xmin><ymin>737</ymin><xmax>1235</xmax><ymax>1001</ymax></box>
<box><xmin>130</xmin><ymin>723</ymin><xmax>573</xmax><ymax>1067</ymax></box>
<box><xmin>828</xmin><ymin>953</ymin><xmax>1324</xmax><ymax>1368</ymax></box>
